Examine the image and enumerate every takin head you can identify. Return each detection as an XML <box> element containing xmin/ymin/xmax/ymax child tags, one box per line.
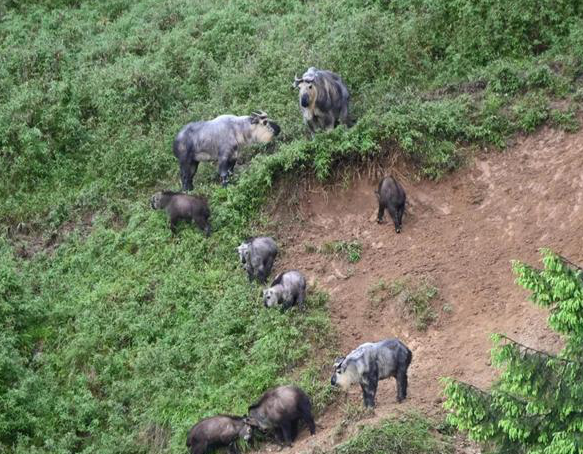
<box><xmin>262</xmin><ymin>287</ymin><xmax>280</xmax><ymax>308</ymax></box>
<box><xmin>249</xmin><ymin>111</ymin><xmax>281</xmax><ymax>143</ymax></box>
<box><xmin>293</xmin><ymin>74</ymin><xmax>317</xmax><ymax>109</ymax></box>
<box><xmin>330</xmin><ymin>357</ymin><xmax>357</xmax><ymax>391</ymax></box>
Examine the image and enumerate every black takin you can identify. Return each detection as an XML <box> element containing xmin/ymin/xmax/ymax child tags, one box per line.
<box><xmin>245</xmin><ymin>385</ymin><xmax>315</xmax><ymax>447</ymax></box>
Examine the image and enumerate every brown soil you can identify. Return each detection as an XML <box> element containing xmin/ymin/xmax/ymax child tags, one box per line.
<box><xmin>261</xmin><ymin>124</ymin><xmax>583</xmax><ymax>454</ymax></box>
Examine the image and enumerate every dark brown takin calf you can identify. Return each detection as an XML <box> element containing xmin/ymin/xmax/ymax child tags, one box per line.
<box><xmin>376</xmin><ymin>176</ymin><xmax>406</xmax><ymax>233</ymax></box>
<box><xmin>150</xmin><ymin>191</ymin><xmax>211</xmax><ymax>235</ymax></box>
<box><xmin>186</xmin><ymin>415</ymin><xmax>253</xmax><ymax>454</ymax></box>
<box><xmin>245</xmin><ymin>385</ymin><xmax>315</xmax><ymax>447</ymax></box>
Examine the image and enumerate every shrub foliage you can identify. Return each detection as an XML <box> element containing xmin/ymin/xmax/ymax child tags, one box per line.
<box><xmin>444</xmin><ymin>250</ymin><xmax>583</xmax><ymax>453</ymax></box>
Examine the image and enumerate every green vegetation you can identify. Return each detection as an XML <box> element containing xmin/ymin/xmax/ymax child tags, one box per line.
<box><xmin>320</xmin><ymin>240</ymin><xmax>363</xmax><ymax>263</ymax></box>
<box><xmin>368</xmin><ymin>277</ymin><xmax>439</xmax><ymax>331</ymax></box>
<box><xmin>444</xmin><ymin>250</ymin><xmax>583</xmax><ymax>453</ymax></box>
<box><xmin>1</xmin><ymin>0</ymin><xmax>582</xmax><ymax>453</ymax></box>
<box><xmin>333</xmin><ymin>413</ymin><xmax>453</xmax><ymax>454</ymax></box>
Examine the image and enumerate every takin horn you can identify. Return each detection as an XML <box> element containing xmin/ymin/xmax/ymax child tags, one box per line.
<box><xmin>251</xmin><ymin>111</ymin><xmax>268</xmax><ymax>119</ymax></box>
<box><xmin>293</xmin><ymin>74</ymin><xmax>303</xmax><ymax>88</ymax></box>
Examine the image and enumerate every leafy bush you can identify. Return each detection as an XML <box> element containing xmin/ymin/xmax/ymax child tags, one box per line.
<box><xmin>444</xmin><ymin>251</ymin><xmax>583</xmax><ymax>453</ymax></box>
<box><xmin>333</xmin><ymin>413</ymin><xmax>452</xmax><ymax>454</ymax></box>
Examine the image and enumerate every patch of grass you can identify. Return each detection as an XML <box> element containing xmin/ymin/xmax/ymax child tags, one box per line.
<box><xmin>390</xmin><ymin>278</ymin><xmax>439</xmax><ymax>331</ymax></box>
<box><xmin>333</xmin><ymin>413</ymin><xmax>453</xmax><ymax>454</ymax></box>
<box><xmin>368</xmin><ymin>277</ymin><xmax>440</xmax><ymax>331</ymax></box>
<box><xmin>320</xmin><ymin>240</ymin><xmax>363</xmax><ymax>263</ymax></box>
<box><xmin>367</xmin><ymin>279</ymin><xmax>389</xmax><ymax>306</ymax></box>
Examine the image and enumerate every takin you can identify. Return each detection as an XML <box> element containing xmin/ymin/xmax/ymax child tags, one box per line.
<box><xmin>173</xmin><ymin>111</ymin><xmax>281</xmax><ymax>190</ymax></box>
<box><xmin>186</xmin><ymin>415</ymin><xmax>253</xmax><ymax>454</ymax></box>
<box><xmin>376</xmin><ymin>176</ymin><xmax>406</xmax><ymax>233</ymax></box>
<box><xmin>331</xmin><ymin>338</ymin><xmax>412</xmax><ymax>408</ymax></box>
<box><xmin>245</xmin><ymin>385</ymin><xmax>315</xmax><ymax>447</ymax></box>
<box><xmin>293</xmin><ymin>67</ymin><xmax>350</xmax><ymax>135</ymax></box>
<box><xmin>150</xmin><ymin>191</ymin><xmax>211</xmax><ymax>235</ymax></box>
<box><xmin>262</xmin><ymin>270</ymin><xmax>306</xmax><ymax>311</ymax></box>
<box><xmin>237</xmin><ymin>236</ymin><xmax>278</xmax><ymax>284</ymax></box>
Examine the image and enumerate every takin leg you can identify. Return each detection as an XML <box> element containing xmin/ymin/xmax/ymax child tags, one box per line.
<box><xmin>397</xmin><ymin>204</ymin><xmax>405</xmax><ymax>233</ymax></box>
<box><xmin>193</xmin><ymin>214</ymin><xmax>211</xmax><ymax>237</ymax></box>
<box><xmin>256</xmin><ymin>264</ymin><xmax>267</xmax><ymax>284</ymax></box>
<box><xmin>339</xmin><ymin>104</ymin><xmax>350</xmax><ymax>127</ymax></box>
<box><xmin>169</xmin><ymin>215</ymin><xmax>179</xmax><ymax>235</ymax></box>
<box><xmin>279</xmin><ymin>421</ymin><xmax>293</xmax><ymax>447</ymax></box>
<box><xmin>299</xmin><ymin>400</ymin><xmax>316</xmax><ymax>435</ymax></box>
<box><xmin>296</xmin><ymin>288</ymin><xmax>306</xmax><ymax>311</ymax></box>
<box><xmin>189</xmin><ymin>441</ymin><xmax>207</xmax><ymax>454</ymax></box>
<box><xmin>388</xmin><ymin>206</ymin><xmax>401</xmax><ymax>233</ymax></box>
<box><xmin>218</xmin><ymin>158</ymin><xmax>231</xmax><ymax>187</ymax></box>
<box><xmin>227</xmin><ymin>156</ymin><xmax>237</xmax><ymax>177</ymax></box>
<box><xmin>180</xmin><ymin>162</ymin><xmax>194</xmax><ymax>192</ymax></box>
<box><xmin>227</xmin><ymin>441</ymin><xmax>241</xmax><ymax>454</ymax></box>
<box><xmin>360</xmin><ymin>366</ymin><xmax>379</xmax><ymax>408</ymax></box>
<box><xmin>264</xmin><ymin>256</ymin><xmax>275</xmax><ymax>281</ymax></box>
<box><xmin>377</xmin><ymin>202</ymin><xmax>385</xmax><ymax>224</ymax></box>
<box><xmin>290</xmin><ymin>419</ymin><xmax>299</xmax><ymax>441</ymax></box>
<box><xmin>396</xmin><ymin>368</ymin><xmax>408</xmax><ymax>402</ymax></box>
<box><xmin>322</xmin><ymin>113</ymin><xmax>335</xmax><ymax>131</ymax></box>
<box><xmin>246</xmin><ymin>264</ymin><xmax>255</xmax><ymax>282</ymax></box>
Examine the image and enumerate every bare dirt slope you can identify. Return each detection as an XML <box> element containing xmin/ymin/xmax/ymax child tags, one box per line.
<box><xmin>260</xmin><ymin>125</ymin><xmax>583</xmax><ymax>453</ymax></box>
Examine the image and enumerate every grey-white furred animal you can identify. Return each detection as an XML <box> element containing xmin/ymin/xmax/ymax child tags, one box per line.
<box><xmin>331</xmin><ymin>338</ymin><xmax>412</xmax><ymax>408</ymax></box>
<box><xmin>262</xmin><ymin>270</ymin><xmax>306</xmax><ymax>311</ymax></box>
<box><xmin>173</xmin><ymin>111</ymin><xmax>281</xmax><ymax>190</ymax></box>
<box><xmin>238</xmin><ymin>237</ymin><xmax>278</xmax><ymax>284</ymax></box>
<box><xmin>293</xmin><ymin>67</ymin><xmax>350</xmax><ymax>135</ymax></box>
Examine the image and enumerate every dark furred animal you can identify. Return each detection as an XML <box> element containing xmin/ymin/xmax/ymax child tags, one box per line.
<box><xmin>293</xmin><ymin>67</ymin><xmax>350</xmax><ymax>135</ymax></box>
<box><xmin>245</xmin><ymin>385</ymin><xmax>315</xmax><ymax>446</ymax></box>
<box><xmin>186</xmin><ymin>415</ymin><xmax>253</xmax><ymax>454</ymax></box>
<box><xmin>262</xmin><ymin>270</ymin><xmax>306</xmax><ymax>311</ymax></box>
<box><xmin>331</xmin><ymin>338</ymin><xmax>412</xmax><ymax>408</ymax></box>
<box><xmin>150</xmin><ymin>191</ymin><xmax>211</xmax><ymax>235</ymax></box>
<box><xmin>376</xmin><ymin>176</ymin><xmax>406</xmax><ymax>233</ymax></box>
<box><xmin>173</xmin><ymin>111</ymin><xmax>281</xmax><ymax>190</ymax></box>
<box><xmin>238</xmin><ymin>236</ymin><xmax>278</xmax><ymax>284</ymax></box>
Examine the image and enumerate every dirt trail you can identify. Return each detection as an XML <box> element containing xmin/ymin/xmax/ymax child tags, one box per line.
<box><xmin>261</xmin><ymin>125</ymin><xmax>583</xmax><ymax>454</ymax></box>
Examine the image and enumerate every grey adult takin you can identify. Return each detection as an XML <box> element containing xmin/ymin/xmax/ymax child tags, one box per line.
<box><xmin>331</xmin><ymin>338</ymin><xmax>412</xmax><ymax>408</ymax></box>
<box><xmin>376</xmin><ymin>176</ymin><xmax>406</xmax><ymax>233</ymax></box>
<box><xmin>173</xmin><ymin>111</ymin><xmax>281</xmax><ymax>190</ymax></box>
<box><xmin>186</xmin><ymin>415</ymin><xmax>253</xmax><ymax>454</ymax></box>
<box><xmin>245</xmin><ymin>385</ymin><xmax>316</xmax><ymax>447</ymax></box>
<box><xmin>150</xmin><ymin>191</ymin><xmax>211</xmax><ymax>235</ymax></box>
<box><xmin>237</xmin><ymin>236</ymin><xmax>278</xmax><ymax>284</ymax></box>
<box><xmin>293</xmin><ymin>67</ymin><xmax>350</xmax><ymax>135</ymax></box>
<box><xmin>262</xmin><ymin>270</ymin><xmax>306</xmax><ymax>311</ymax></box>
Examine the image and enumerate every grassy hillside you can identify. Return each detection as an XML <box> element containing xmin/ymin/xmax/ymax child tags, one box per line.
<box><xmin>1</xmin><ymin>0</ymin><xmax>582</xmax><ymax>453</ymax></box>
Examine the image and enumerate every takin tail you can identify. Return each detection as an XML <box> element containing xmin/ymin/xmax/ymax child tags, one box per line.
<box><xmin>405</xmin><ymin>346</ymin><xmax>413</xmax><ymax>368</ymax></box>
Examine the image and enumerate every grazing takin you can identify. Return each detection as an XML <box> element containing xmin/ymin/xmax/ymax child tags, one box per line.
<box><xmin>331</xmin><ymin>338</ymin><xmax>412</xmax><ymax>408</ymax></box>
<box><xmin>237</xmin><ymin>236</ymin><xmax>278</xmax><ymax>284</ymax></box>
<box><xmin>293</xmin><ymin>67</ymin><xmax>350</xmax><ymax>135</ymax></box>
<box><xmin>245</xmin><ymin>385</ymin><xmax>316</xmax><ymax>447</ymax></box>
<box><xmin>262</xmin><ymin>270</ymin><xmax>306</xmax><ymax>311</ymax></box>
<box><xmin>186</xmin><ymin>415</ymin><xmax>253</xmax><ymax>454</ymax></box>
<box><xmin>173</xmin><ymin>111</ymin><xmax>281</xmax><ymax>190</ymax></box>
<box><xmin>376</xmin><ymin>176</ymin><xmax>406</xmax><ymax>233</ymax></box>
<box><xmin>150</xmin><ymin>191</ymin><xmax>211</xmax><ymax>235</ymax></box>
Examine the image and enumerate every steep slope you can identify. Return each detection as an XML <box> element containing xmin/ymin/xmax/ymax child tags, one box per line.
<box><xmin>262</xmin><ymin>124</ymin><xmax>583</xmax><ymax>453</ymax></box>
